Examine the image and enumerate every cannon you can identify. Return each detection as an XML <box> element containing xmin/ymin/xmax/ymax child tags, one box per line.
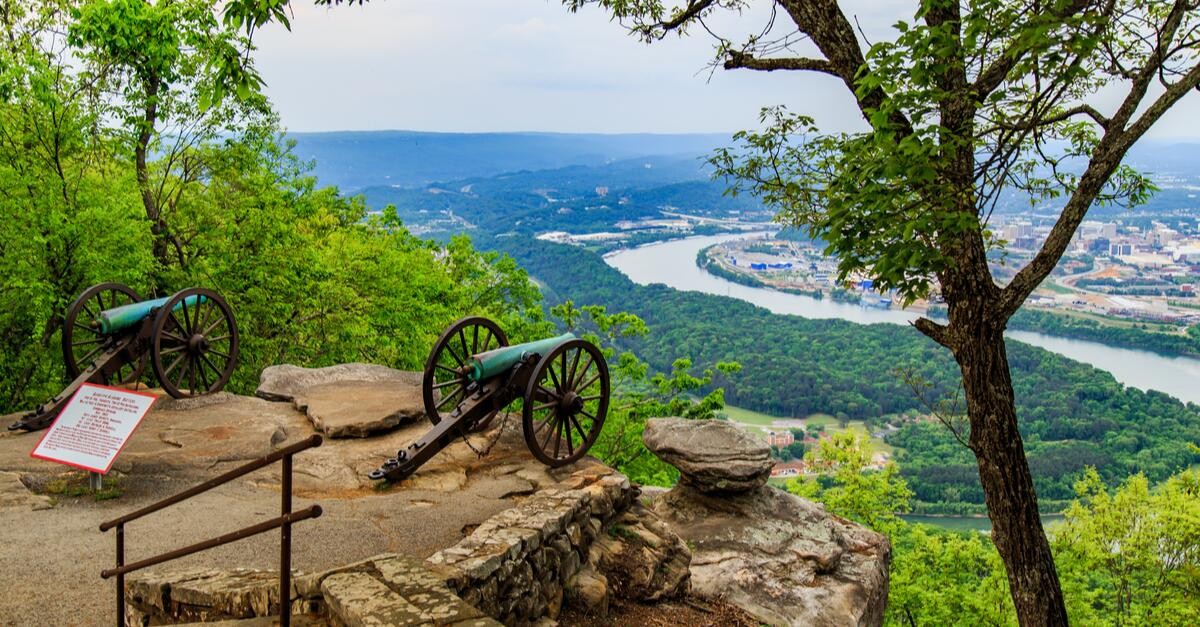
<box><xmin>9</xmin><ymin>283</ymin><xmax>239</xmax><ymax>431</ymax></box>
<box><xmin>369</xmin><ymin>317</ymin><xmax>610</xmax><ymax>482</ymax></box>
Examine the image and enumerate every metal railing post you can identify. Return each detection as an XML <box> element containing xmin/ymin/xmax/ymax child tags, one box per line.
<box><xmin>280</xmin><ymin>453</ymin><xmax>292</xmax><ymax>627</ymax></box>
<box><xmin>116</xmin><ymin>523</ymin><xmax>125</xmax><ymax>627</ymax></box>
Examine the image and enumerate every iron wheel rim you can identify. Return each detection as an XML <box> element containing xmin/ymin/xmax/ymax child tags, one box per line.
<box><xmin>522</xmin><ymin>338</ymin><xmax>609</xmax><ymax>467</ymax></box>
<box><xmin>150</xmin><ymin>288</ymin><xmax>239</xmax><ymax>398</ymax></box>
<box><xmin>423</xmin><ymin>316</ymin><xmax>508</xmax><ymax>426</ymax></box>
<box><xmin>62</xmin><ymin>282</ymin><xmax>145</xmax><ymax>384</ymax></box>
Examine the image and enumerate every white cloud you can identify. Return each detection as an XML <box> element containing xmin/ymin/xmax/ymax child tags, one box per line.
<box><xmin>251</xmin><ymin>0</ymin><xmax>1200</xmax><ymax>138</ymax></box>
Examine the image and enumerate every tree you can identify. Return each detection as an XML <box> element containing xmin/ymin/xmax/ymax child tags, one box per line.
<box><xmin>1053</xmin><ymin>467</ymin><xmax>1200</xmax><ymax>624</ymax></box>
<box><xmin>67</xmin><ymin>0</ymin><xmax>268</xmax><ymax>274</ymax></box>
<box><xmin>562</xmin><ymin>1</ymin><xmax>1200</xmax><ymax>624</ymax></box>
<box><xmin>787</xmin><ymin>430</ymin><xmax>914</xmax><ymax>530</ymax></box>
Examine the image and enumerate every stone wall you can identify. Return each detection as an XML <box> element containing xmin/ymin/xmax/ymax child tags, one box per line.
<box><xmin>426</xmin><ymin>469</ymin><xmax>635</xmax><ymax>625</ymax></box>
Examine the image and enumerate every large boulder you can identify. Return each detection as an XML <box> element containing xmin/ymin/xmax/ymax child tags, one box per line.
<box><xmin>652</xmin><ymin>484</ymin><xmax>890</xmax><ymax>627</ymax></box>
<box><xmin>642</xmin><ymin>418</ymin><xmax>773</xmax><ymax>493</ymax></box>
<box><xmin>256</xmin><ymin>364</ymin><xmax>425</xmax><ymax>438</ymax></box>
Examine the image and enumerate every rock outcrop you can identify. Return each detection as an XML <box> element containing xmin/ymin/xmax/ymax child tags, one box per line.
<box><xmin>256</xmin><ymin>364</ymin><xmax>425</xmax><ymax>438</ymax></box>
<box><xmin>0</xmin><ymin>471</ymin><xmax>52</xmax><ymax>511</ymax></box>
<box><xmin>644</xmin><ymin>417</ymin><xmax>891</xmax><ymax>627</ymax></box>
<box><xmin>584</xmin><ymin>501</ymin><xmax>690</xmax><ymax>603</ymax></box>
<box><xmin>642</xmin><ymin>417</ymin><xmax>773</xmax><ymax>493</ymax></box>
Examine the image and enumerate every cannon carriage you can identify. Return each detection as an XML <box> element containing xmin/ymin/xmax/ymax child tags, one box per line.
<box><xmin>9</xmin><ymin>283</ymin><xmax>239</xmax><ymax>431</ymax></box>
<box><xmin>370</xmin><ymin>317</ymin><xmax>610</xmax><ymax>482</ymax></box>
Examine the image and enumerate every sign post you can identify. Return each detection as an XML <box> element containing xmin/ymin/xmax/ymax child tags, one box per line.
<box><xmin>30</xmin><ymin>384</ymin><xmax>157</xmax><ymax>478</ymax></box>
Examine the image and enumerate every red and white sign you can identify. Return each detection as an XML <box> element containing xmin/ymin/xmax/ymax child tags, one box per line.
<box><xmin>30</xmin><ymin>383</ymin><xmax>157</xmax><ymax>474</ymax></box>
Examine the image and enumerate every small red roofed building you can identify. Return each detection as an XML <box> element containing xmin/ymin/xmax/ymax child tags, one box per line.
<box><xmin>765</xmin><ymin>430</ymin><xmax>795</xmax><ymax>448</ymax></box>
<box><xmin>771</xmin><ymin>460</ymin><xmax>807</xmax><ymax>478</ymax></box>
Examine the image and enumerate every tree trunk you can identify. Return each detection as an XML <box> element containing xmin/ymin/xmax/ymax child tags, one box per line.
<box><xmin>135</xmin><ymin>72</ymin><xmax>170</xmax><ymax>271</ymax></box>
<box><xmin>956</xmin><ymin>324</ymin><xmax>1068</xmax><ymax>626</ymax></box>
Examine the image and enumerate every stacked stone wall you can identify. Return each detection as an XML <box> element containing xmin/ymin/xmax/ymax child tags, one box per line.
<box><xmin>426</xmin><ymin>470</ymin><xmax>634</xmax><ymax>625</ymax></box>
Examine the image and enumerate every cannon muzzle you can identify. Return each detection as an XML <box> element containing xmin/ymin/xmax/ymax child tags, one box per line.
<box><xmin>467</xmin><ymin>333</ymin><xmax>575</xmax><ymax>382</ymax></box>
<box><xmin>94</xmin><ymin>294</ymin><xmax>206</xmax><ymax>335</ymax></box>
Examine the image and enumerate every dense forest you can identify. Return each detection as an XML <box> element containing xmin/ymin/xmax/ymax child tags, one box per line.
<box><xmin>499</xmin><ymin>238</ymin><xmax>1200</xmax><ymax>512</ymax></box>
<box><xmin>1007</xmin><ymin>308</ymin><xmax>1200</xmax><ymax>359</ymax></box>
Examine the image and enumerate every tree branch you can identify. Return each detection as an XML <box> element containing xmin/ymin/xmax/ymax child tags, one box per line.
<box><xmin>723</xmin><ymin>50</ymin><xmax>837</xmax><ymax>75</ymax></box>
<box><xmin>777</xmin><ymin>0</ymin><xmax>913</xmax><ymax>135</ymax></box>
<box><xmin>986</xmin><ymin>103</ymin><xmax>1112</xmax><ymax>133</ymax></box>
<box><xmin>972</xmin><ymin>0</ymin><xmax>1100</xmax><ymax>99</ymax></box>
<box><xmin>999</xmin><ymin>60</ymin><xmax>1200</xmax><ymax>318</ymax></box>
<box><xmin>652</xmin><ymin>0</ymin><xmax>716</xmax><ymax>38</ymax></box>
<box><xmin>912</xmin><ymin>317</ymin><xmax>955</xmax><ymax>351</ymax></box>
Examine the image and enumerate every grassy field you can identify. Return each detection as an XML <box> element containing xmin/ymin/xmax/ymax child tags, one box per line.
<box><xmin>1031</xmin><ymin>305</ymin><xmax>1183</xmax><ymax>333</ymax></box>
<box><xmin>1038</xmin><ymin>281</ymin><xmax>1077</xmax><ymax>295</ymax></box>
<box><xmin>719</xmin><ymin>405</ymin><xmax>801</xmax><ymax>427</ymax></box>
<box><xmin>721</xmin><ymin>405</ymin><xmax>895</xmax><ymax>455</ymax></box>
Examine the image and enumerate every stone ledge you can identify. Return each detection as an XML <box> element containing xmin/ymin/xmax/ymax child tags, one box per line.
<box><xmin>426</xmin><ymin>467</ymin><xmax>637</xmax><ymax>625</ymax></box>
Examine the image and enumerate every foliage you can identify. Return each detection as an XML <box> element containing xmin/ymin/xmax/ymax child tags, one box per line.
<box><xmin>786</xmin><ymin>431</ymin><xmax>913</xmax><ymax>531</ymax></box>
<box><xmin>551</xmin><ymin>300</ymin><xmax>740</xmax><ymax>486</ymax></box>
<box><xmin>0</xmin><ymin>1</ymin><xmax>542</xmax><ymax>412</ymax></box>
<box><xmin>795</xmin><ymin>426</ymin><xmax>1200</xmax><ymax>626</ymax></box>
<box><xmin>1007</xmin><ymin>308</ymin><xmax>1200</xmax><ymax>359</ymax></box>
<box><xmin>1053</xmin><ymin>468</ymin><xmax>1200</xmax><ymax>624</ymax></box>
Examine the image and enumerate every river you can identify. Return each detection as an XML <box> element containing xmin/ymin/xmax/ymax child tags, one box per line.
<box><xmin>605</xmin><ymin>233</ymin><xmax>1200</xmax><ymax>406</ymax></box>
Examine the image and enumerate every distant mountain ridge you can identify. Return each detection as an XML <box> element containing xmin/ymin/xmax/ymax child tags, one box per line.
<box><xmin>287</xmin><ymin>130</ymin><xmax>733</xmax><ymax>191</ymax></box>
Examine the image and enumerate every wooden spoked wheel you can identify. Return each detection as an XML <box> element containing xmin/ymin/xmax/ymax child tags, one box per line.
<box><xmin>150</xmin><ymin>288</ymin><xmax>239</xmax><ymax>398</ymax></box>
<box><xmin>423</xmin><ymin>316</ymin><xmax>508</xmax><ymax>427</ymax></box>
<box><xmin>62</xmin><ymin>282</ymin><xmax>145</xmax><ymax>384</ymax></box>
<box><xmin>522</xmin><ymin>339</ymin><xmax>609</xmax><ymax>467</ymax></box>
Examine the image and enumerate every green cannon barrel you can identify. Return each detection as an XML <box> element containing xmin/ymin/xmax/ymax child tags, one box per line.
<box><xmin>468</xmin><ymin>333</ymin><xmax>575</xmax><ymax>382</ymax></box>
<box><xmin>94</xmin><ymin>295</ymin><xmax>206</xmax><ymax>335</ymax></box>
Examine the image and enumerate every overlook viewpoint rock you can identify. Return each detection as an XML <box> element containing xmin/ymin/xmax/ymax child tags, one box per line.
<box><xmin>644</xmin><ymin>417</ymin><xmax>891</xmax><ymax>626</ymax></box>
<box><xmin>0</xmin><ymin>363</ymin><xmax>889</xmax><ymax>626</ymax></box>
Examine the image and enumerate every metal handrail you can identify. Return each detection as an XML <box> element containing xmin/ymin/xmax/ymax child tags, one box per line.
<box><xmin>100</xmin><ymin>434</ymin><xmax>324</xmax><ymax>627</ymax></box>
<box><xmin>100</xmin><ymin>434</ymin><xmax>322</xmax><ymax>531</ymax></box>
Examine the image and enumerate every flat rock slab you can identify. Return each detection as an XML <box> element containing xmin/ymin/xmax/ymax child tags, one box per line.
<box><xmin>653</xmin><ymin>484</ymin><xmax>890</xmax><ymax>627</ymax></box>
<box><xmin>128</xmin><ymin>568</ymin><xmax>288</xmax><ymax>621</ymax></box>
<box><xmin>0</xmin><ymin>471</ymin><xmax>53</xmax><ymax>511</ymax></box>
<box><xmin>257</xmin><ymin>364</ymin><xmax>425</xmax><ymax>439</ymax></box>
<box><xmin>257</xmin><ymin>364</ymin><xmax>420</xmax><ymax>403</ymax></box>
<box><xmin>121</xmin><ymin>393</ymin><xmax>307</xmax><ymax>473</ymax></box>
<box><xmin>297</xmin><ymin>380</ymin><xmax>425</xmax><ymax>439</ymax></box>
<box><xmin>318</xmin><ymin>554</ymin><xmax>499</xmax><ymax>627</ymax></box>
<box><xmin>643</xmin><ymin>418</ymin><xmax>773</xmax><ymax>493</ymax></box>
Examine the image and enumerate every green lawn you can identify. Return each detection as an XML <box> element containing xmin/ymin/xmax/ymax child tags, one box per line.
<box><xmin>1038</xmin><ymin>281</ymin><xmax>1076</xmax><ymax>295</ymax></box>
<box><xmin>721</xmin><ymin>405</ymin><xmax>784</xmax><ymax>426</ymax></box>
<box><xmin>721</xmin><ymin>406</ymin><xmax>896</xmax><ymax>455</ymax></box>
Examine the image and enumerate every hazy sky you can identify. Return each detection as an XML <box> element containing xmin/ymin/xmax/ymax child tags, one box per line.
<box><xmin>252</xmin><ymin>1</ymin><xmax>1200</xmax><ymax>137</ymax></box>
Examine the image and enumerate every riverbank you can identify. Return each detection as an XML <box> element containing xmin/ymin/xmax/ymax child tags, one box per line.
<box><xmin>608</xmin><ymin>233</ymin><xmax>1200</xmax><ymax>405</ymax></box>
<box><xmin>900</xmin><ymin>513</ymin><xmax>1066</xmax><ymax>533</ymax></box>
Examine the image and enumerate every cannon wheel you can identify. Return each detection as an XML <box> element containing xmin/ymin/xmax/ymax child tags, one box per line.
<box><xmin>62</xmin><ymin>282</ymin><xmax>145</xmax><ymax>384</ymax></box>
<box><xmin>423</xmin><ymin>316</ymin><xmax>508</xmax><ymax>428</ymax></box>
<box><xmin>522</xmin><ymin>339</ymin><xmax>609</xmax><ymax>467</ymax></box>
<box><xmin>150</xmin><ymin>288</ymin><xmax>239</xmax><ymax>398</ymax></box>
